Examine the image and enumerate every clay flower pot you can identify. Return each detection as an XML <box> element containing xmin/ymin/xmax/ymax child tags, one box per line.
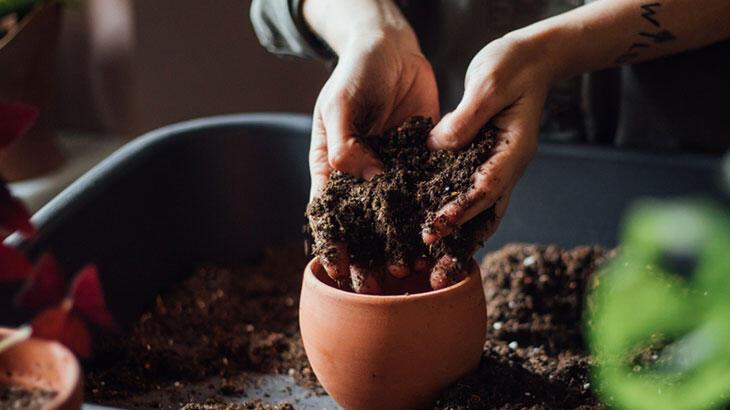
<box><xmin>300</xmin><ymin>258</ymin><xmax>486</xmax><ymax>410</ymax></box>
<box><xmin>0</xmin><ymin>3</ymin><xmax>64</xmax><ymax>181</ymax></box>
<box><xmin>0</xmin><ymin>328</ymin><xmax>82</xmax><ymax>410</ymax></box>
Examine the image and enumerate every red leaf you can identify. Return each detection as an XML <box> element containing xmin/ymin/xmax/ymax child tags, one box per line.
<box><xmin>0</xmin><ymin>243</ymin><xmax>33</xmax><ymax>281</ymax></box>
<box><xmin>69</xmin><ymin>265</ymin><xmax>117</xmax><ymax>332</ymax></box>
<box><xmin>0</xmin><ymin>183</ymin><xmax>35</xmax><ymax>237</ymax></box>
<box><xmin>15</xmin><ymin>253</ymin><xmax>66</xmax><ymax>310</ymax></box>
<box><xmin>31</xmin><ymin>302</ymin><xmax>92</xmax><ymax>358</ymax></box>
<box><xmin>0</xmin><ymin>102</ymin><xmax>39</xmax><ymax>148</ymax></box>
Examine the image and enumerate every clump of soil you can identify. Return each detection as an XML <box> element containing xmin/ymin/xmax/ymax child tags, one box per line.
<box><xmin>0</xmin><ymin>385</ymin><xmax>57</xmax><ymax>410</ymax></box>
<box><xmin>307</xmin><ymin>116</ymin><xmax>498</xmax><ymax>290</ymax></box>
<box><xmin>85</xmin><ymin>245</ymin><xmax>317</xmax><ymax>409</ymax></box>
<box><xmin>435</xmin><ymin>244</ymin><xmax>614</xmax><ymax>409</ymax></box>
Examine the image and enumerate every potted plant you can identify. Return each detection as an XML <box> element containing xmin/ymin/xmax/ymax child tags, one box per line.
<box><xmin>1</xmin><ymin>101</ymin><xmax>116</xmax><ymax>409</ymax></box>
<box><xmin>0</xmin><ymin>0</ymin><xmax>64</xmax><ymax>181</ymax></box>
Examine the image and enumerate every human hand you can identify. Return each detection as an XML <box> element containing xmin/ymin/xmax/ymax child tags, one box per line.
<box><xmin>423</xmin><ymin>33</ymin><xmax>560</xmax><ymax>281</ymax></box>
<box><xmin>308</xmin><ymin>30</ymin><xmax>439</xmax><ymax>287</ymax></box>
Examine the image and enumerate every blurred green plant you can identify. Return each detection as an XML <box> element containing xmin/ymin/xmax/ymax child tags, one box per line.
<box><xmin>587</xmin><ymin>198</ymin><xmax>730</xmax><ymax>409</ymax></box>
<box><xmin>722</xmin><ymin>152</ymin><xmax>730</xmax><ymax>196</ymax></box>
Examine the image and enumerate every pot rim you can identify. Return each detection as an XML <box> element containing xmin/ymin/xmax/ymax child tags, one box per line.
<box><xmin>0</xmin><ymin>327</ymin><xmax>81</xmax><ymax>409</ymax></box>
<box><xmin>304</xmin><ymin>257</ymin><xmax>480</xmax><ymax>304</ymax></box>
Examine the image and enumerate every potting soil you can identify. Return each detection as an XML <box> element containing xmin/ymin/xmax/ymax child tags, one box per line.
<box><xmin>85</xmin><ymin>243</ymin><xmax>615</xmax><ymax>409</ymax></box>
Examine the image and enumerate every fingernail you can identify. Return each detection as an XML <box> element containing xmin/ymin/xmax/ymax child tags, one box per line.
<box><xmin>422</xmin><ymin>214</ymin><xmax>455</xmax><ymax>244</ymax></box>
<box><xmin>421</xmin><ymin>230</ymin><xmax>439</xmax><ymax>245</ymax></box>
<box><xmin>322</xmin><ymin>257</ymin><xmax>349</xmax><ymax>280</ymax></box>
<box><xmin>350</xmin><ymin>265</ymin><xmax>382</xmax><ymax>295</ymax></box>
<box><xmin>430</xmin><ymin>269</ymin><xmax>452</xmax><ymax>290</ymax></box>
<box><xmin>362</xmin><ymin>165</ymin><xmax>382</xmax><ymax>181</ymax></box>
<box><xmin>426</xmin><ymin>134</ymin><xmax>441</xmax><ymax>151</ymax></box>
<box><xmin>387</xmin><ymin>263</ymin><xmax>409</xmax><ymax>278</ymax></box>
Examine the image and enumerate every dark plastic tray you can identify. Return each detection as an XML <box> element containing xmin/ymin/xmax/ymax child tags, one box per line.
<box><xmin>2</xmin><ymin>113</ymin><xmax>723</xmax><ymax>409</ymax></box>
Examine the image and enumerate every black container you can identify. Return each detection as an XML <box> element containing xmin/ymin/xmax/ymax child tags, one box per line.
<box><xmin>2</xmin><ymin>113</ymin><xmax>724</xmax><ymax>408</ymax></box>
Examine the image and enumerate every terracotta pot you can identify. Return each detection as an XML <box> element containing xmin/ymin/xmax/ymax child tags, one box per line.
<box><xmin>300</xmin><ymin>258</ymin><xmax>486</xmax><ymax>410</ymax></box>
<box><xmin>0</xmin><ymin>3</ymin><xmax>64</xmax><ymax>181</ymax></box>
<box><xmin>0</xmin><ymin>328</ymin><xmax>82</xmax><ymax>410</ymax></box>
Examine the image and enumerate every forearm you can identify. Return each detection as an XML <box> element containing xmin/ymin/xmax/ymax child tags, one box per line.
<box><xmin>302</xmin><ymin>0</ymin><xmax>418</xmax><ymax>55</ymax></box>
<box><xmin>511</xmin><ymin>0</ymin><xmax>730</xmax><ymax>80</ymax></box>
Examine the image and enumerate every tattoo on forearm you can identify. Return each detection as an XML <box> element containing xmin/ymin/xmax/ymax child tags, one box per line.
<box><xmin>640</xmin><ymin>3</ymin><xmax>661</xmax><ymax>27</ymax></box>
<box><xmin>639</xmin><ymin>30</ymin><xmax>676</xmax><ymax>43</ymax></box>
<box><xmin>616</xmin><ymin>2</ymin><xmax>676</xmax><ymax>64</ymax></box>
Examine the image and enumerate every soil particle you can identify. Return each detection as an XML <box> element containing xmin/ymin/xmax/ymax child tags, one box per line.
<box><xmin>435</xmin><ymin>244</ymin><xmax>614</xmax><ymax>409</ymax></box>
<box><xmin>0</xmin><ymin>385</ymin><xmax>57</xmax><ymax>410</ymax></box>
<box><xmin>306</xmin><ymin>117</ymin><xmax>498</xmax><ymax>291</ymax></box>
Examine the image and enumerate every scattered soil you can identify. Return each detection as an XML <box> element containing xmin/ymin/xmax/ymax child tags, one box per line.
<box><xmin>180</xmin><ymin>400</ymin><xmax>294</xmax><ymax>410</ymax></box>
<box><xmin>0</xmin><ymin>385</ymin><xmax>57</xmax><ymax>410</ymax></box>
<box><xmin>306</xmin><ymin>116</ymin><xmax>498</xmax><ymax>291</ymax></box>
<box><xmin>435</xmin><ymin>244</ymin><xmax>614</xmax><ymax>409</ymax></box>
<box><xmin>86</xmin><ymin>243</ymin><xmax>614</xmax><ymax>409</ymax></box>
<box><xmin>85</xmin><ymin>244</ymin><xmax>316</xmax><ymax>409</ymax></box>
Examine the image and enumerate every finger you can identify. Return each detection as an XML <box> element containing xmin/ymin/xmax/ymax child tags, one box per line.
<box><xmin>320</xmin><ymin>242</ymin><xmax>350</xmax><ymax>281</ymax></box>
<box><xmin>422</xmin><ymin>208</ymin><xmax>460</xmax><ymax>246</ymax></box>
<box><xmin>387</xmin><ymin>262</ymin><xmax>410</xmax><ymax>279</ymax></box>
<box><xmin>429</xmin><ymin>255</ymin><xmax>464</xmax><ymax>290</ymax></box>
<box><xmin>427</xmin><ymin>88</ymin><xmax>503</xmax><ymax>151</ymax></box>
<box><xmin>350</xmin><ymin>264</ymin><xmax>382</xmax><ymax>295</ymax></box>
<box><xmin>421</xmin><ymin>158</ymin><xmax>512</xmax><ymax>245</ymax></box>
<box><xmin>308</xmin><ymin>109</ymin><xmax>332</xmax><ymax>201</ymax></box>
<box><xmin>413</xmin><ymin>257</ymin><xmax>433</xmax><ymax>273</ymax></box>
<box><xmin>322</xmin><ymin>93</ymin><xmax>383</xmax><ymax>180</ymax></box>
<box><xmin>481</xmin><ymin>187</ymin><xmax>513</xmax><ymax>241</ymax></box>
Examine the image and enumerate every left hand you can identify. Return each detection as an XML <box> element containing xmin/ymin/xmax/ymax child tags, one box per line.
<box><xmin>422</xmin><ymin>33</ymin><xmax>560</xmax><ymax>250</ymax></box>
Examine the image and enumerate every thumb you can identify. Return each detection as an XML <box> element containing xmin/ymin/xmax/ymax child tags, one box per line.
<box><xmin>323</xmin><ymin>95</ymin><xmax>383</xmax><ymax>180</ymax></box>
<box><xmin>428</xmin><ymin>90</ymin><xmax>502</xmax><ymax>151</ymax></box>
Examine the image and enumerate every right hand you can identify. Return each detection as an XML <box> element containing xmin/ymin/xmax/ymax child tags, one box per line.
<box><xmin>308</xmin><ymin>30</ymin><xmax>440</xmax><ymax>287</ymax></box>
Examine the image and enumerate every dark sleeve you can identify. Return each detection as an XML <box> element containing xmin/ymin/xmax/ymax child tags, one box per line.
<box><xmin>249</xmin><ymin>0</ymin><xmax>335</xmax><ymax>61</ymax></box>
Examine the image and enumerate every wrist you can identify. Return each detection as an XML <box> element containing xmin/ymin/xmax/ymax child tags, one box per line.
<box><xmin>503</xmin><ymin>21</ymin><xmax>574</xmax><ymax>83</ymax></box>
<box><xmin>303</xmin><ymin>0</ymin><xmax>418</xmax><ymax>56</ymax></box>
<box><xmin>341</xmin><ymin>25</ymin><xmax>421</xmax><ymax>58</ymax></box>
